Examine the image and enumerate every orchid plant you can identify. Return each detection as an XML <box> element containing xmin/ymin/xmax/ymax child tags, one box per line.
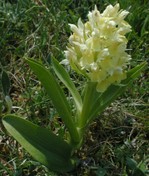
<box><xmin>2</xmin><ymin>4</ymin><xmax>146</xmax><ymax>173</ymax></box>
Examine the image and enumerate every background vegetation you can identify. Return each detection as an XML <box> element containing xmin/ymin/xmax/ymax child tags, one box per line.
<box><xmin>0</xmin><ymin>0</ymin><xmax>149</xmax><ymax>175</ymax></box>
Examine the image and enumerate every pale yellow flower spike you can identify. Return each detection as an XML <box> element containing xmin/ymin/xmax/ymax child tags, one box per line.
<box><xmin>64</xmin><ymin>3</ymin><xmax>131</xmax><ymax>92</ymax></box>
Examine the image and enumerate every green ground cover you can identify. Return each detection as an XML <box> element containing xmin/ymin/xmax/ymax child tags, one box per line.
<box><xmin>0</xmin><ymin>0</ymin><xmax>149</xmax><ymax>175</ymax></box>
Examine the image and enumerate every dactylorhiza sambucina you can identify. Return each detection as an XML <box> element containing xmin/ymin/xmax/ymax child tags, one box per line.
<box><xmin>63</xmin><ymin>3</ymin><xmax>132</xmax><ymax>92</ymax></box>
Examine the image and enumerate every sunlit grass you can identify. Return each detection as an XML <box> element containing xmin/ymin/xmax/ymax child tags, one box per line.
<box><xmin>0</xmin><ymin>0</ymin><xmax>148</xmax><ymax>175</ymax></box>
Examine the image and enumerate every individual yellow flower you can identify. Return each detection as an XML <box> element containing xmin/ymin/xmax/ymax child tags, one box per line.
<box><xmin>64</xmin><ymin>3</ymin><xmax>131</xmax><ymax>92</ymax></box>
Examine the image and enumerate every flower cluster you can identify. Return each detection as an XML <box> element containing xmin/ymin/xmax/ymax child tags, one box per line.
<box><xmin>64</xmin><ymin>4</ymin><xmax>131</xmax><ymax>92</ymax></box>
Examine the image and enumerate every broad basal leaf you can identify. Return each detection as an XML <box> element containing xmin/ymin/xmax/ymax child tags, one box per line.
<box><xmin>2</xmin><ymin>115</ymin><xmax>75</xmax><ymax>172</ymax></box>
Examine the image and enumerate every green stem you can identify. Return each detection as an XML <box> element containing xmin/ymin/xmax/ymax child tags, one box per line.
<box><xmin>78</xmin><ymin>82</ymin><xmax>98</xmax><ymax>129</ymax></box>
<box><xmin>67</xmin><ymin>118</ymin><xmax>81</xmax><ymax>148</ymax></box>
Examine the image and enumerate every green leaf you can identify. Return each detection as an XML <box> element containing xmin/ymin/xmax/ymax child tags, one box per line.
<box><xmin>2</xmin><ymin>115</ymin><xmax>75</xmax><ymax>173</ymax></box>
<box><xmin>133</xmin><ymin>168</ymin><xmax>146</xmax><ymax>176</ymax></box>
<box><xmin>126</xmin><ymin>158</ymin><xmax>146</xmax><ymax>176</ymax></box>
<box><xmin>126</xmin><ymin>157</ymin><xmax>137</xmax><ymax>170</ymax></box>
<box><xmin>5</xmin><ymin>95</ymin><xmax>12</xmax><ymax>113</ymax></box>
<box><xmin>26</xmin><ymin>59</ymin><xmax>80</xmax><ymax>145</ymax></box>
<box><xmin>78</xmin><ymin>82</ymin><xmax>99</xmax><ymax>128</ymax></box>
<box><xmin>52</xmin><ymin>58</ymin><xmax>82</xmax><ymax>114</ymax></box>
<box><xmin>87</xmin><ymin>62</ymin><xmax>147</xmax><ymax>124</ymax></box>
<box><xmin>0</xmin><ymin>100</ymin><xmax>3</xmax><ymax>116</ymax></box>
<box><xmin>96</xmin><ymin>166</ymin><xmax>107</xmax><ymax>176</ymax></box>
<box><xmin>1</xmin><ymin>70</ymin><xmax>10</xmax><ymax>96</ymax></box>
